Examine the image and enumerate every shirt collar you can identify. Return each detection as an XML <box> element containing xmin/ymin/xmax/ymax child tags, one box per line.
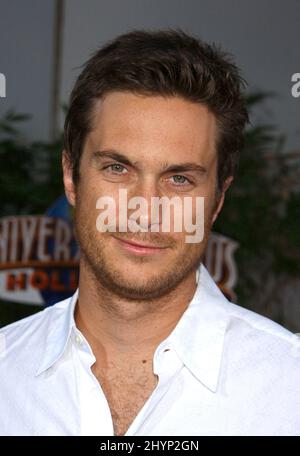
<box><xmin>36</xmin><ymin>263</ymin><xmax>230</xmax><ymax>392</ymax></box>
<box><xmin>35</xmin><ymin>290</ymin><xmax>78</xmax><ymax>376</ymax></box>
<box><xmin>166</xmin><ymin>263</ymin><xmax>230</xmax><ymax>392</ymax></box>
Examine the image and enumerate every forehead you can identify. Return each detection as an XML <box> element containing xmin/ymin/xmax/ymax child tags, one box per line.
<box><xmin>86</xmin><ymin>91</ymin><xmax>217</xmax><ymax>165</ymax></box>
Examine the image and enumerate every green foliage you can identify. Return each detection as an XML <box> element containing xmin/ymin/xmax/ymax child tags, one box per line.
<box><xmin>214</xmin><ymin>92</ymin><xmax>300</xmax><ymax>311</ymax></box>
<box><xmin>0</xmin><ymin>110</ymin><xmax>64</xmax><ymax>217</ymax></box>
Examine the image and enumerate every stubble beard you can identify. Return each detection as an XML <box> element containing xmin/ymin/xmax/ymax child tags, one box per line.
<box><xmin>74</xmin><ymin>197</ymin><xmax>214</xmax><ymax>302</ymax></box>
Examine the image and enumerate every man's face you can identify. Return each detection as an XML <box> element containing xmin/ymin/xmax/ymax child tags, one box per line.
<box><xmin>63</xmin><ymin>92</ymin><xmax>230</xmax><ymax>300</ymax></box>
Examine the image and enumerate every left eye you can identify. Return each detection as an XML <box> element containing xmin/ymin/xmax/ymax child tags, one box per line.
<box><xmin>171</xmin><ymin>175</ymin><xmax>191</xmax><ymax>185</ymax></box>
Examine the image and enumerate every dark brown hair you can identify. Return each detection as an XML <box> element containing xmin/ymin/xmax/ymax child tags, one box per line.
<box><xmin>64</xmin><ymin>29</ymin><xmax>249</xmax><ymax>194</ymax></box>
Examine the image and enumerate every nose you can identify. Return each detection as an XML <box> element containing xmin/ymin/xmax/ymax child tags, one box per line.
<box><xmin>127</xmin><ymin>176</ymin><xmax>162</xmax><ymax>232</ymax></box>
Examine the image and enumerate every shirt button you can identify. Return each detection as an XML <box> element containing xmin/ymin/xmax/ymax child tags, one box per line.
<box><xmin>75</xmin><ymin>334</ymin><xmax>84</xmax><ymax>346</ymax></box>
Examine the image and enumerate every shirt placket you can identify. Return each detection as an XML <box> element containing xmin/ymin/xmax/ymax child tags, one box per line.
<box><xmin>72</xmin><ymin>329</ymin><xmax>114</xmax><ymax>436</ymax></box>
<box><xmin>125</xmin><ymin>341</ymin><xmax>184</xmax><ymax>436</ymax></box>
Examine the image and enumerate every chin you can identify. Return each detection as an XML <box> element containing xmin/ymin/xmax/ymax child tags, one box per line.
<box><xmin>114</xmin><ymin>264</ymin><xmax>158</xmax><ymax>284</ymax></box>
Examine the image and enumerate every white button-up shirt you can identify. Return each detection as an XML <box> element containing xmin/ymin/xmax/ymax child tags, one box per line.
<box><xmin>1</xmin><ymin>263</ymin><xmax>300</xmax><ymax>436</ymax></box>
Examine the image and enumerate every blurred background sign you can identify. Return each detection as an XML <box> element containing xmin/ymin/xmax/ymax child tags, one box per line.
<box><xmin>0</xmin><ymin>196</ymin><xmax>78</xmax><ymax>308</ymax></box>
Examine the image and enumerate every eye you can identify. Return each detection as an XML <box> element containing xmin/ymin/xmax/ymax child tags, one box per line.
<box><xmin>170</xmin><ymin>175</ymin><xmax>192</xmax><ymax>185</ymax></box>
<box><xmin>104</xmin><ymin>163</ymin><xmax>128</xmax><ymax>174</ymax></box>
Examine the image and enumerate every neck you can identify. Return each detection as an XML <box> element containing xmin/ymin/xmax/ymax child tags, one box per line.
<box><xmin>75</xmin><ymin>260</ymin><xmax>197</xmax><ymax>364</ymax></box>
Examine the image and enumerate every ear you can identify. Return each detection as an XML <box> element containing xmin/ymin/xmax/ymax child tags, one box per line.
<box><xmin>62</xmin><ymin>151</ymin><xmax>76</xmax><ymax>207</ymax></box>
<box><xmin>211</xmin><ymin>176</ymin><xmax>233</xmax><ymax>225</ymax></box>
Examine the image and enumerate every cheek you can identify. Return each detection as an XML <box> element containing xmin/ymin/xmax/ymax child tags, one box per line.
<box><xmin>76</xmin><ymin>184</ymin><xmax>101</xmax><ymax>232</ymax></box>
<box><xmin>77</xmin><ymin>173</ymin><xmax>113</xmax><ymax>208</ymax></box>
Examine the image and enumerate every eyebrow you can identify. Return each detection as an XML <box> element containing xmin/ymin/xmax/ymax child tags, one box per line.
<box><xmin>92</xmin><ymin>150</ymin><xmax>134</xmax><ymax>167</ymax></box>
<box><xmin>92</xmin><ymin>149</ymin><xmax>207</xmax><ymax>174</ymax></box>
<box><xmin>161</xmin><ymin>162</ymin><xmax>207</xmax><ymax>174</ymax></box>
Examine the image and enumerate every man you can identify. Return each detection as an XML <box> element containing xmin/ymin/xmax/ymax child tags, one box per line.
<box><xmin>0</xmin><ymin>30</ymin><xmax>299</xmax><ymax>436</ymax></box>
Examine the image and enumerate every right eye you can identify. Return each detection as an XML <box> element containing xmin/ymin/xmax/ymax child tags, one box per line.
<box><xmin>103</xmin><ymin>163</ymin><xmax>128</xmax><ymax>174</ymax></box>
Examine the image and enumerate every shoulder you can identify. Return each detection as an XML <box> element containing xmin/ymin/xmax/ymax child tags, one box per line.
<box><xmin>0</xmin><ymin>296</ymin><xmax>70</xmax><ymax>339</ymax></box>
<box><xmin>225</xmin><ymin>299</ymin><xmax>299</xmax><ymax>348</ymax></box>
<box><xmin>222</xmin><ymin>299</ymin><xmax>300</xmax><ymax>381</ymax></box>
<box><xmin>0</xmin><ymin>297</ymin><xmax>71</xmax><ymax>373</ymax></box>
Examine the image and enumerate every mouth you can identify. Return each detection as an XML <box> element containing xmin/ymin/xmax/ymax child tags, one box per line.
<box><xmin>112</xmin><ymin>235</ymin><xmax>170</xmax><ymax>255</ymax></box>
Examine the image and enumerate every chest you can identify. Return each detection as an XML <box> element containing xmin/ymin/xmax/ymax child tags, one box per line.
<box><xmin>93</xmin><ymin>363</ymin><xmax>158</xmax><ymax>436</ymax></box>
